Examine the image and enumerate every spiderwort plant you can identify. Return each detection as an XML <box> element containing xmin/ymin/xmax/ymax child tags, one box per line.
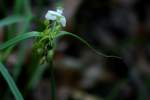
<box><xmin>0</xmin><ymin>7</ymin><xmax>120</xmax><ymax>100</ymax></box>
<box><xmin>34</xmin><ymin>8</ymin><xmax>66</xmax><ymax>64</ymax></box>
<box><xmin>33</xmin><ymin>8</ymin><xmax>67</xmax><ymax>100</ymax></box>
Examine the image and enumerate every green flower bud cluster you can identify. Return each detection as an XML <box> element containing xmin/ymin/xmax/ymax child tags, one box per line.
<box><xmin>33</xmin><ymin>19</ymin><xmax>62</xmax><ymax>64</ymax></box>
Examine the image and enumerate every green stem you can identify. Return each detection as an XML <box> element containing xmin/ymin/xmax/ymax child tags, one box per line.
<box><xmin>49</xmin><ymin>60</ymin><xmax>56</xmax><ymax>100</ymax></box>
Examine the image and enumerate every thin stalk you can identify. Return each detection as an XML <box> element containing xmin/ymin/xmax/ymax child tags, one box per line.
<box><xmin>49</xmin><ymin>60</ymin><xmax>56</xmax><ymax>100</ymax></box>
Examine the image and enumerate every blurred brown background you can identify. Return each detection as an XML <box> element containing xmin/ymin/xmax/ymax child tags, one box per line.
<box><xmin>0</xmin><ymin>0</ymin><xmax>150</xmax><ymax>100</ymax></box>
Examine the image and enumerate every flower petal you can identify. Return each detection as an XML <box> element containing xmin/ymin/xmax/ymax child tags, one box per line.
<box><xmin>45</xmin><ymin>12</ymin><xmax>56</xmax><ymax>20</ymax></box>
<box><xmin>45</xmin><ymin>9</ymin><xmax>67</xmax><ymax>27</ymax></box>
<box><xmin>57</xmin><ymin>9</ymin><xmax>63</xmax><ymax>14</ymax></box>
<box><xmin>60</xmin><ymin>17</ymin><xmax>66</xmax><ymax>27</ymax></box>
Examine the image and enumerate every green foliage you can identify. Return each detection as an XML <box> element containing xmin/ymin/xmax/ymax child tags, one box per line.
<box><xmin>0</xmin><ymin>16</ymin><xmax>25</xmax><ymax>27</ymax></box>
<box><xmin>56</xmin><ymin>31</ymin><xmax>121</xmax><ymax>59</ymax></box>
<box><xmin>0</xmin><ymin>31</ymin><xmax>41</xmax><ymax>100</ymax></box>
<box><xmin>0</xmin><ymin>0</ymin><xmax>121</xmax><ymax>99</ymax></box>
<box><xmin>0</xmin><ymin>21</ymin><xmax>120</xmax><ymax>100</ymax></box>
<box><xmin>0</xmin><ymin>0</ymin><xmax>44</xmax><ymax>99</ymax></box>
<box><xmin>27</xmin><ymin>63</ymin><xmax>48</xmax><ymax>90</ymax></box>
<box><xmin>0</xmin><ymin>32</ymin><xmax>40</xmax><ymax>50</ymax></box>
<box><xmin>0</xmin><ymin>62</ymin><xmax>24</xmax><ymax>100</ymax></box>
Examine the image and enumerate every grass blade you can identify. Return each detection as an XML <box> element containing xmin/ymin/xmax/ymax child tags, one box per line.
<box><xmin>27</xmin><ymin>63</ymin><xmax>48</xmax><ymax>90</ymax></box>
<box><xmin>0</xmin><ymin>62</ymin><xmax>24</xmax><ymax>100</ymax></box>
<box><xmin>13</xmin><ymin>43</ymin><xmax>28</xmax><ymax>80</ymax></box>
<box><xmin>0</xmin><ymin>31</ymin><xmax>41</xmax><ymax>50</ymax></box>
<box><xmin>56</xmin><ymin>31</ymin><xmax>121</xmax><ymax>58</ymax></box>
<box><xmin>0</xmin><ymin>16</ymin><xmax>25</xmax><ymax>27</ymax></box>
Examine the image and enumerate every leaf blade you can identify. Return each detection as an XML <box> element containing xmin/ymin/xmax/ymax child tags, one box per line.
<box><xmin>0</xmin><ymin>31</ymin><xmax>41</xmax><ymax>50</ymax></box>
<box><xmin>56</xmin><ymin>31</ymin><xmax>121</xmax><ymax>58</ymax></box>
<box><xmin>0</xmin><ymin>62</ymin><xmax>24</xmax><ymax>100</ymax></box>
<box><xmin>27</xmin><ymin>63</ymin><xmax>48</xmax><ymax>90</ymax></box>
<box><xmin>0</xmin><ymin>15</ymin><xmax>24</xmax><ymax>27</ymax></box>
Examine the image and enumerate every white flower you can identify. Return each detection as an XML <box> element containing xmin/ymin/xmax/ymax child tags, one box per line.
<box><xmin>45</xmin><ymin>8</ymin><xmax>66</xmax><ymax>27</ymax></box>
<box><xmin>56</xmin><ymin>9</ymin><xmax>63</xmax><ymax>14</ymax></box>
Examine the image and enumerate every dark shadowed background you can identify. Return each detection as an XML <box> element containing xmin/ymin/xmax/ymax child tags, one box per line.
<box><xmin>0</xmin><ymin>0</ymin><xmax>150</xmax><ymax>100</ymax></box>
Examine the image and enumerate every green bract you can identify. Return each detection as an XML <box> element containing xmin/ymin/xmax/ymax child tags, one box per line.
<box><xmin>33</xmin><ymin>19</ymin><xmax>62</xmax><ymax>63</ymax></box>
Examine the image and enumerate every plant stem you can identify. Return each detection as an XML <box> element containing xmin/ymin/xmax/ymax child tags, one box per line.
<box><xmin>50</xmin><ymin>60</ymin><xmax>56</xmax><ymax>100</ymax></box>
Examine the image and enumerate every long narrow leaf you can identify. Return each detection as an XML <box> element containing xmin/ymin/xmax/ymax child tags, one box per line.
<box><xmin>13</xmin><ymin>43</ymin><xmax>28</xmax><ymax>80</ymax></box>
<box><xmin>0</xmin><ymin>62</ymin><xmax>24</xmax><ymax>100</ymax></box>
<box><xmin>0</xmin><ymin>16</ymin><xmax>24</xmax><ymax>27</ymax></box>
<box><xmin>56</xmin><ymin>31</ymin><xmax>121</xmax><ymax>58</ymax></box>
<box><xmin>0</xmin><ymin>31</ymin><xmax>41</xmax><ymax>50</ymax></box>
<box><xmin>27</xmin><ymin>63</ymin><xmax>48</xmax><ymax>90</ymax></box>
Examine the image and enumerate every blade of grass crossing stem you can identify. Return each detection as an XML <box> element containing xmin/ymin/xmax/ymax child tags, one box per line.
<box><xmin>12</xmin><ymin>16</ymin><xmax>32</xmax><ymax>80</ymax></box>
<box><xmin>0</xmin><ymin>16</ymin><xmax>25</xmax><ymax>27</ymax></box>
<box><xmin>0</xmin><ymin>31</ymin><xmax>40</xmax><ymax>50</ymax></box>
<box><xmin>13</xmin><ymin>2</ymin><xmax>33</xmax><ymax>80</ymax></box>
<box><xmin>23</xmin><ymin>53</ymin><xmax>40</xmax><ymax>95</ymax></box>
<box><xmin>13</xmin><ymin>32</ymin><xmax>31</xmax><ymax>80</ymax></box>
<box><xmin>20</xmin><ymin>17</ymin><xmax>32</xmax><ymax>33</ymax></box>
<box><xmin>13</xmin><ymin>43</ymin><xmax>28</xmax><ymax>80</ymax></box>
<box><xmin>0</xmin><ymin>62</ymin><xmax>24</xmax><ymax>100</ymax></box>
<box><xmin>27</xmin><ymin>63</ymin><xmax>48</xmax><ymax>90</ymax></box>
<box><xmin>57</xmin><ymin>31</ymin><xmax>121</xmax><ymax>59</ymax></box>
